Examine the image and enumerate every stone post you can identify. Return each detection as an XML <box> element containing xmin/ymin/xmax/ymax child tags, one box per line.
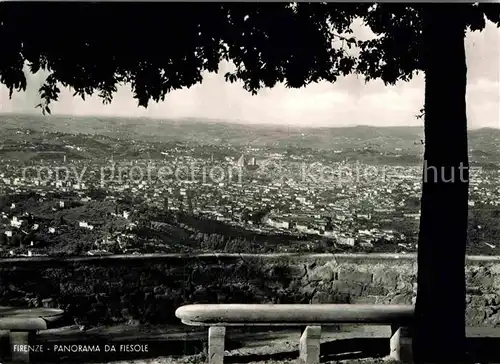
<box><xmin>390</xmin><ymin>325</ymin><xmax>413</xmax><ymax>363</ymax></box>
<box><xmin>299</xmin><ymin>325</ymin><xmax>322</xmax><ymax>364</ymax></box>
<box><xmin>10</xmin><ymin>330</ymin><xmax>36</xmax><ymax>363</ymax></box>
<box><xmin>208</xmin><ymin>326</ymin><xmax>226</xmax><ymax>364</ymax></box>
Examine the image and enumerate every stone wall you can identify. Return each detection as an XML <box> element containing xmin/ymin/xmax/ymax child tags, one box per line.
<box><xmin>0</xmin><ymin>253</ymin><xmax>498</xmax><ymax>327</ymax></box>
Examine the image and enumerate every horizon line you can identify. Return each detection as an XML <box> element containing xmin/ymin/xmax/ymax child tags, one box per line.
<box><xmin>0</xmin><ymin>112</ymin><xmax>498</xmax><ymax>131</ymax></box>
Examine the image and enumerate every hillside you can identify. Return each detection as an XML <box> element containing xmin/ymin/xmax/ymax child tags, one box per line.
<box><xmin>0</xmin><ymin>113</ymin><xmax>498</xmax><ymax>167</ymax></box>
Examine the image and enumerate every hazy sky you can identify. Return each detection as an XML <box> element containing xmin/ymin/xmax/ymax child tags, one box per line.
<box><xmin>1</xmin><ymin>20</ymin><xmax>499</xmax><ymax>129</ymax></box>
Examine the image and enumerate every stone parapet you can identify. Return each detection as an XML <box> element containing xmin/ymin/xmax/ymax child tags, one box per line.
<box><xmin>0</xmin><ymin>253</ymin><xmax>497</xmax><ymax>326</ymax></box>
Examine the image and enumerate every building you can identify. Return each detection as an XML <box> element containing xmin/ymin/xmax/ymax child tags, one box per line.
<box><xmin>237</xmin><ymin>154</ymin><xmax>246</xmax><ymax>167</ymax></box>
<box><xmin>338</xmin><ymin>236</ymin><xmax>355</xmax><ymax>246</ymax></box>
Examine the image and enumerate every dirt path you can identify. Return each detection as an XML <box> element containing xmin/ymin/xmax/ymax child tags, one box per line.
<box><xmin>38</xmin><ymin>324</ymin><xmax>395</xmax><ymax>364</ymax></box>
<box><xmin>98</xmin><ymin>357</ymin><xmax>396</xmax><ymax>364</ymax></box>
<box><xmin>37</xmin><ymin>324</ymin><xmax>500</xmax><ymax>364</ymax></box>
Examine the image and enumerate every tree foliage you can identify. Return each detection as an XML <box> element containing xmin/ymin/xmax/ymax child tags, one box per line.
<box><xmin>2</xmin><ymin>2</ymin><xmax>500</xmax><ymax>362</ymax></box>
<box><xmin>0</xmin><ymin>3</ymin><xmax>498</xmax><ymax>113</ymax></box>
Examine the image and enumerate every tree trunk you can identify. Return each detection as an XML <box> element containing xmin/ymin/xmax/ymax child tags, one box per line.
<box><xmin>413</xmin><ymin>6</ymin><xmax>468</xmax><ymax>364</ymax></box>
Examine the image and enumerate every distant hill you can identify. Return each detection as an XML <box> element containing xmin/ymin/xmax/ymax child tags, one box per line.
<box><xmin>0</xmin><ymin>113</ymin><xmax>498</xmax><ymax>167</ymax></box>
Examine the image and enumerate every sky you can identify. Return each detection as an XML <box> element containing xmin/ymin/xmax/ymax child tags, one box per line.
<box><xmin>0</xmin><ymin>20</ymin><xmax>499</xmax><ymax>129</ymax></box>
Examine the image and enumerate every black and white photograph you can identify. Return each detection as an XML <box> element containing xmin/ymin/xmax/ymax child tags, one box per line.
<box><xmin>0</xmin><ymin>2</ymin><xmax>499</xmax><ymax>364</ymax></box>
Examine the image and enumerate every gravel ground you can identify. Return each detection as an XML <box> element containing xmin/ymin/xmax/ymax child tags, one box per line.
<box><xmin>41</xmin><ymin>325</ymin><xmax>500</xmax><ymax>364</ymax></box>
<box><xmin>99</xmin><ymin>355</ymin><xmax>398</xmax><ymax>364</ymax></box>
<box><xmin>40</xmin><ymin>324</ymin><xmax>395</xmax><ymax>364</ymax></box>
